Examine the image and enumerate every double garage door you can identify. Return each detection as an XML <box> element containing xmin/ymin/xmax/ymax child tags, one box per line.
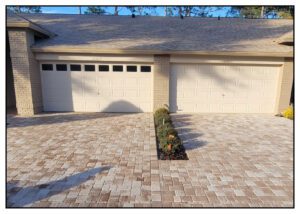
<box><xmin>170</xmin><ymin>63</ymin><xmax>281</xmax><ymax>113</ymax></box>
<box><xmin>40</xmin><ymin>61</ymin><xmax>281</xmax><ymax>113</ymax></box>
<box><xmin>40</xmin><ymin>63</ymin><xmax>153</xmax><ymax>112</ymax></box>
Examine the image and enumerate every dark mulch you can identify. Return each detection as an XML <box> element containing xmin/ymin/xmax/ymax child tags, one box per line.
<box><xmin>157</xmin><ymin>143</ymin><xmax>189</xmax><ymax>160</ymax></box>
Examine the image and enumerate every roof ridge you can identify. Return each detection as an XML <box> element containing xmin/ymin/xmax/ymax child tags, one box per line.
<box><xmin>21</xmin><ymin>13</ymin><xmax>293</xmax><ymax>20</ymax></box>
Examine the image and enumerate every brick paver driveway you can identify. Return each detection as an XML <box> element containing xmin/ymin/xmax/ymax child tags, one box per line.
<box><xmin>172</xmin><ymin>114</ymin><xmax>293</xmax><ymax>207</ymax></box>
<box><xmin>7</xmin><ymin>113</ymin><xmax>293</xmax><ymax>207</ymax></box>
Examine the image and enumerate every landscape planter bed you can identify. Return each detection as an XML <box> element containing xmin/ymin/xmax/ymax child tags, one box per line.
<box><xmin>154</xmin><ymin>108</ymin><xmax>188</xmax><ymax>160</ymax></box>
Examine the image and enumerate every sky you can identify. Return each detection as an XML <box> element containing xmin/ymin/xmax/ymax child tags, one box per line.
<box><xmin>41</xmin><ymin>6</ymin><xmax>230</xmax><ymax>17</ymax></box>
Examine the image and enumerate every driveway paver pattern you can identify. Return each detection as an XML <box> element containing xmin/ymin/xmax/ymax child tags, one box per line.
<box><xmin>171</xmin><ymin>114</ymin><xmax>293</xmax><ymax>207</ymax></box>
<box><xmin>7</xmin><ymin>113</ymin><xmax>293</xmax><ymax>207</ymax></box>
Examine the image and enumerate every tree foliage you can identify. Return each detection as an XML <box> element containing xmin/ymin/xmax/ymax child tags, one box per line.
<box><xmin>7</xmin><ymin>6</ymin><xmax>293</xmax><ymax>19</ymax></box>
<box><xmin>163</xmin><ymin>6</ymin><xmax>222</xmax><ymax>17</ymax></box>
<box><xmin>265</xmin><ymin>6</ymin><xmax>294</xmax><ymax>18</ymax></box>
<box><xmin>227</xmin><ymin>6</ymin><xmax>293</xmax><ymax>18</ymax></box>
<box><xmin>126</xmin><ymin>6</ymin><xmax>158</xmax><ymax>16</ymax></box>
<box><xmin>84</xmin><ymin>6</ymin><xmax>107</xmax><ymax>15</ymax></box>
<box><xmin>7</xmin><ymin>6</ymin><xmax>42</xmax><ymax>13</ymax></box>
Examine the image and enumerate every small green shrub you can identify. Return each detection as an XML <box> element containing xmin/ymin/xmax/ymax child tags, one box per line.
<box><xmin>154</xmin><ymin>113</ymin><xmax>171</xmax><ymax>126</ymax></box>
<box><xmin>159</xmin><ymin>135</ymin><xmax>181</xmax><ymax>154</ymax></box>
<box><xmin>282</xmin><ymin>105</ymin><xmax>293</xmax><ymax>120</ymax></box>
<box><xmin>157</xmin><ymin>123</ymin><xmax>177</xmax><ymax>139</ymax></box>
<box><xmin>154</xmin><ymin>107</ymin><xmax>188</xmax><ymax>160</ymax></box>
<box><xmin>154</xmin><ymin>108</ymin><xmax>169</xmax><ymax>117</ymax></box>
<box><xmin>154</xmin><ymin>108</ymin><xmax>171</xmax><ymax>126</ymax></box>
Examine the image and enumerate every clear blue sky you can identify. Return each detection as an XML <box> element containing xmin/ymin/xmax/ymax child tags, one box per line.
<box><xmin>41</xmin><ymin>6</ymin><xmax>230</xmax><ymax>17</ymax></box>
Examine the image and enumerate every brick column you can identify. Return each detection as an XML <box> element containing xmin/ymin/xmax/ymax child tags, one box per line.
<box><xmin>153</xmin><ymin>55</ymin><xmax>170</xmax><ymax>111</ymax></box>
<box><xmin>8</xmin><ymin>29</ymin><xmax>43</xmax><ymax>116</ymax></box>
<box><xmin>275</xmin><ymin>58</ymin><xmax>294</xmax><ymax>113</ymax></box>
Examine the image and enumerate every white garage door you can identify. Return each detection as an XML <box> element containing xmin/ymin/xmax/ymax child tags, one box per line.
<box><xmin>40</xmin><ymin>63</ymin><xmax>153</xmax><ymax>112</ymax></box>
<box><xmin>170</xmin><ymin>64</ymin><xmax>281</xmax><ymax>113</ymax></box>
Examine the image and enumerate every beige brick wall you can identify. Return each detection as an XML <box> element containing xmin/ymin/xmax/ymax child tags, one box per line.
<box><xmin>8</xmin><ymin>28</ymin><xmax>43</xmax><ymax>116</ymax></box>
<box><xmin>153</xmin><ymin>55</ymin><xmax>170</xmax><ymax>111</ymax></box>
<box><xmin>275</xmin><ymin>57</ymin><xmax>294</xmax><ymax>113</ymax></box>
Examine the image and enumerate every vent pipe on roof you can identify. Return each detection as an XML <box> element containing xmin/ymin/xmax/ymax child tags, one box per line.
<box><xmin>218</xmin><ymin>16</ymin><xmax>220</xmax><ymax>20</ymax></box>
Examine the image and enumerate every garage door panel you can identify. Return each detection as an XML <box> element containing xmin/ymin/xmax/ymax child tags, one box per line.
<box><xmin>139</xmin><ymin>102</ymin><xmax>152</xmax><ymax>112</ymax></box>
<box><xmin>72</xmin><ymin>102</ymin><xmax>85</xmax><ymax>112</ymax></box>
<box><xmin>98</xmin><ymin>89</ymin><xmax>112</xmax><ymax>97</ymax></box>
<box><xmin>177</xmin><ymin>103</ymin><xmax>195</xmax><ymax>112</ymax></box>
<box><xmin>41</xmin><ymin>71</ymin><xmax>73</xmax><ymax>108</ymax></box>
<box><xmin>139</xmin><ymin>91</ymin><xmax>152</xmax><ymax>98</ymax></box>
<box><xmin>196</xmin><ymin>79</ymin><xmax>211</xmax><ymax>90</ymax></box>
<box><xmin>98</xmin><ymin>78</ymin><xmax>110</xmax><ymax>88</ymax></box>
<box><xmin>138</xmin><ymin>78</ymin><xmax>151</xmax><ymax>89</ymax></box>
<box><xmin>194</xmin><ymin>91</ymin><xmax>208</xmax><ymax>100</ymax></box>
<box><xmin>124</xmin><ymin>89</ymin><xmax>138</xmax><ymax>97</ymax></box>
<box><xmin>112</xmin><ymin>89</ymin><xmax>124</xmax><ymax>97</ymax></box>
<box><xmin>44</xmin><ymin>102</ymin><xmax>74</xmax><ymax>111</ymax></box>
<box><xmin>41</xmin><ymin>62</ymin><xmax>152</xmax><ymax>112</ymax></box>
<box><xmin>208</xmin><ymin>104</ymin><xmax>223</xmax><ymax>112</ymax></box>
<box><xmin>85</xmin><ymin>102</ymin><xmax>100</xmax><ymax>112</ymax></box>
<box><xmin>183</xmin><ymin>89</ymin><xmax>196</xmax><ymax>98</ymax></box>
<box><xmin>236</xmin><ymin>79</ymin><xmax>252</xmax><ymax>91</ymax></box>
<box><xmin>170</xmin><ymin>63</ymin><xmax>280</xmax><ymax>113</ymax></box>
<box><xmin>234</xmin><ymin>104</ymin><xmax>247</xmax><ymax>113</ymax></box>
<box><xmin>125</xmin><ymin>78</ymin><xmax>138</xmax><ymax>88</ymax></box>
<box><xmin>222</xmin><ymin>104</ymin><xmax>235</xmax><ymax>112</ymax></box>
<box><xmin>100</xmin><ymin>101</ymin><xmax>142</xmax><ymax>112</ymax></box>
<box><xmin>195</xmin><ymin>104</ymin><xmax>210</xmax><ymax>112</ymax></box>
<box><xmin>111</xmin><ymin>79</ymin><xmax>124</xmax><ymax>89</ymax></box>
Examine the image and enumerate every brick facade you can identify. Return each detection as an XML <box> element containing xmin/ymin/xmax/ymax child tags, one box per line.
<box><xmin>276</xmin><ymin>58</ymin><xmax>294</xmax><ymax>113</ymax></box>
<box><xmin>8</xmin><ymin>28</ymin><xmax>43</xmax><ymax>116</ymax></box>
<box><xmin>153</xmin><ymin>55</ymin><xmax>170</xmax><ymax>111</ymax></box>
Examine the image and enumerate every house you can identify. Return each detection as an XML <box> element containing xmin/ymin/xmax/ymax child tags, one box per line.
<box><xmin>6</xmin><ymin>12</ymin><xmax>293</xmax><ymax>116</ymax></box>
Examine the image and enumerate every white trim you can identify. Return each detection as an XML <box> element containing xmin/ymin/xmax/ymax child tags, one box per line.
<box><xmin>36</xmin><ymin>53</ymin><xmax>154</xmax><ymax>63</ymax></box>
<box><xmin>170</xmin><ymin>55</ymin><xmax>285</xmax><ymax>65</ymax></box>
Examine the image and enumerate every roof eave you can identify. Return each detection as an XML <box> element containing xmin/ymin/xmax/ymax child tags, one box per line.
<box><xmin>7</xmin><ymin>21</ymin><xmax>55</xmax><ymax>38</ymax></box>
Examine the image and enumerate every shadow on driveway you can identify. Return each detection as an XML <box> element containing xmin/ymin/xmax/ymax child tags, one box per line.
<box><xmin>6</xmin><ymin>112</ymin><xmax>137</xmax><ymax>128</ymax></box>
<box><xmin>7</xmin><ymin>166</ymin><xmax>111</xmax><ymax>207</ymax></box>
<box><xmin>171</xmin><ymin>114</ymin><xmax>209</xmax><ymax>151</ymax></box>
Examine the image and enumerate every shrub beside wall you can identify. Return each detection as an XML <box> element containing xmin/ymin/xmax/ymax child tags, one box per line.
<box><xmin>282</xmin><ymin>105</ymin><xmax>294</xmax><ymax>120</ymax></box>
<box><xmin>154</xmin><ymin>108</ymin><xmax>188</xmax><ymax>160</ymax></box>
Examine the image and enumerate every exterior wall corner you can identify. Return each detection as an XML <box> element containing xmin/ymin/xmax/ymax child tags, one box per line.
<box><xmin>7</xmin><ymin>28</ymin><xmax>43</xmax><ymax>116</ymax></box>
<box><xmin>275</xmin><ymin>57</ymin><xmax>294</xmax><ymax>114</ymax></box>
<box><xmin>153</xmin><ymin>55</ymin><xmax>170</xmax><ymax>111</ymax></box>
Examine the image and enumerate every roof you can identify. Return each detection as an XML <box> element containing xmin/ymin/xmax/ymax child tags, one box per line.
<box><xmin>6</xmin><ymin>11</ymin><xmax>55</xmax><ymax>37</ymax></box>
<box><xmin>7</xmin><ymin>13</ymin><xmax>293</xmax><ymax>56</ymax></box>
<box><xmin>277</xmin><ymin>31</ymin><xmax>293</xmax><ymax>44</ymax></box>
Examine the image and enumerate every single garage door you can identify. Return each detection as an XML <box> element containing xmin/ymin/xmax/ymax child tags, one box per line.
<box><xmin>40</xmin><ymin>63</ymin><xmax>153</xmax><ymax>112</ymax></box>
<box><xmin>170</xmin><ymin>64</ymin><xmax>281</xmax><ymax>113</ymax></box>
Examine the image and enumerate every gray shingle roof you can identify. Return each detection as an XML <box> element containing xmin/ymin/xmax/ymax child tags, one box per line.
<box><xmin>9</xmin><ymin>13</ymin><xmax>293</xmax><ymax>54</ymax></box>
<box><xmin>7</xmin><ymin>11</ymin><xmax>55</xmax><ymax>37</ymax></box>
<box><xmin>7</xmin><ymin>11</ymin><xmax>29</xmax><ymax>23</ymax></box>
